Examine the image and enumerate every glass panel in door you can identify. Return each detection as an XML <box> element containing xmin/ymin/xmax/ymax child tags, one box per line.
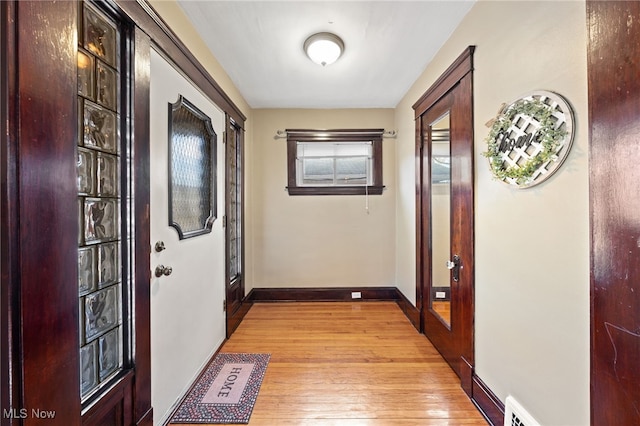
<box><xmin>429</xmin><ymin>112</ymin><xmax>451</xmax><ymax>327</ymax></box>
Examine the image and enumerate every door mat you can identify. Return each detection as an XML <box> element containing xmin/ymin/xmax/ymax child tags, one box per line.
<box><xmin>171</xmin><ymin>353</ymin><xmax>270</xmax><ymax>424</ymax></box>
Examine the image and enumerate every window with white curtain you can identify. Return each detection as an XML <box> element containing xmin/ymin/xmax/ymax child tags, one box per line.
<box><xmin>297</xmin><ymin>141</ymin><xmax>372</xmax><ymax>186</ymax></box>
<box><xmin>286</xmin><ymin>129</ymin><xmax>384</xmax><ymax>196</ymax></box>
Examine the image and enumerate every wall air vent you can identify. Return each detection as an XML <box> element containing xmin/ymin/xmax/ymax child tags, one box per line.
<box><xmin>504</xmin><ymin>396</ymin><xmax>540</xmax><ymax>426</ymax></box>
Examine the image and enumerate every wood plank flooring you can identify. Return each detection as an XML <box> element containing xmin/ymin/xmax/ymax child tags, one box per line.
<box><xmin>173</xmin><ymin>301</ymin><xmax>487</xmax><ymax>425</ymax></box>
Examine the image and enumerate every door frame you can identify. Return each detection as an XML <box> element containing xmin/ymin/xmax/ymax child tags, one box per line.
<box><xmin>587</xmin><ymin>1</ymin><xmax>640</xmax><ymax>423</ymax></box>
<box><xmin>414</xmin><ymin>46</ymin><xmax>475</xmax><ymax>395</ymax></box>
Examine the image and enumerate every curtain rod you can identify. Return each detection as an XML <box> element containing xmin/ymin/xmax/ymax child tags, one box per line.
<box><xmin>274</xmin><ymin>129</ymin><xmax>397</xmax><ymax>140</ymax></box>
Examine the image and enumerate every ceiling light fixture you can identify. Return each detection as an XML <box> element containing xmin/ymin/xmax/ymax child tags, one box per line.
<box><xmin>303</xmin><ymin>32</ymin><xmax>344</xmax><ymax>66</ymax></box>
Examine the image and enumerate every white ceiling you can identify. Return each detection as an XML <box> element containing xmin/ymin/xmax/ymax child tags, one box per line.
<box><xmin>177</xmin><ymin>0</ymin><xmax>475</xmax><ymax>109</ymax></box>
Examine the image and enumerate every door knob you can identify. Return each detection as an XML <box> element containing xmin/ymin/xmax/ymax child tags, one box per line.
<box><xmin>155</xmin><ymin>265</ymin><xmax>173</xmax><ymax>277</ymax></box>
<box><xmin>447</xmin><ymin>255</ymin><xmax>461</xmax><ymax>282</ymax></box>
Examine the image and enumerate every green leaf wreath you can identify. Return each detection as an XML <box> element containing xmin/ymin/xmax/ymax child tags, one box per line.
<box><xmin>483</xmin><ymin>98</ymin><xmax>567</xmax><ymax>186</ymax></box>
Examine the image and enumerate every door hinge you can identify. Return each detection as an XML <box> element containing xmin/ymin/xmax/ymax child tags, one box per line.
<box><xmin>223</xmin><ymin>299</ymin><xmax>227</xmax><ymax>312</ymax></box>
<box><xmin>222</xmin><ymin>215</ymin><xmax>227</xmax><ymax>228</ymax></box>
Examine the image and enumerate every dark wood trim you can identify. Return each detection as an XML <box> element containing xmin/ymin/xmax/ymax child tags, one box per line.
<box><xmin>412</xmin><ymin>46</ymin><xmax>475</xmax><ymax>117</ymax></box>
<box><xmin>248</xmin><ymin>287</ymin><xmax>400</xmax><ymax>302</ymax></box>
<box><xmin>587</xmin><ymin>1</ymin><xmax>640</xmax><ymax>424</ymax></box>
<box><xmin>460</xmin><ymin>356</ymin><xmax>473</xmax><ymax>397</ymax></box>
<box><xmin>12</xmin><ymin>1</ymin><xmax>82</xmax><ymax>423</ymax></box>
<box><xmin>415</xmin><ymin>111</ymin><xmax>425</xmax><ymax>333</ymax></box>
<box><xmin>395</xmin><ymin>289</ymin><xmax>421</xmax><ymax>331</ymax></box>
<box><xmin>132</xmin><ymin>26</ymin><xmax>153</xmax><ymax>426</ymax></box>
<box><xmin>226</xmin><ymin>296</ymin><xmax>253</xmax><ymax>337</ymax></box>
<box><xmin>249</xmin><ymin>287</ymin><xmax>423</xmax><ymax>333</ymax></box>
<box><xmin>114</xmin><ymin>0</ymin><xmax>246</xmax><ymax>127</ymax></box>
<box><xmin>471</xmin><ymin>375</ymin><xmax>505</xmax><ymax>426</ymax></box>
<box><xmin>136</xmin><ymin>409</ymin><xmax>153</xmax><ymax>426</ymax></box>
<box><xmin>286</xmin><ymin>128</ymin><xmax>385</xmax><ymax>196</ymax></box>
<box><xmin>1</xmin><ymin>2</ymin><xmax>20</xmax><ymax>423</ymax></box>
<box><xmin>286</xmin><ymin>186</ymin><xmax>385</xmax><ymax>196</ymax></box>
<box><xmin>82</xmin><ymin>372</ymin><xmax>134</xmax><ymax>425</ymax></box>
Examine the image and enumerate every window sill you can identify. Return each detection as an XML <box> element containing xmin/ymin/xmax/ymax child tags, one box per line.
<box><xmin>286</xmin><ymin>186</ymin><xmax>384</xmax><ymax>196</ymax></box>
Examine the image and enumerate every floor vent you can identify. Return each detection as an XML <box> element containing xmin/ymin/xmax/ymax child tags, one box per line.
<box><xmin>504</xmin><ymin>396</ymin><xmax>540</xmax><ymax>426</ymax></box>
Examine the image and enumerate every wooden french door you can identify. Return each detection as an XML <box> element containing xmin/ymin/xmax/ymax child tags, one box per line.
<box><xmin>415</xmin><ymin>47</ymin><xmax>475</xmax><ymax>395</ymax></box>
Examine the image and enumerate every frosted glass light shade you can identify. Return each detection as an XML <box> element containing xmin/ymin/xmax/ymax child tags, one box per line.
<box><xmin>304</xmin><ymin>32</ymin><xmax>344</xmax><ymax>66</ymax></box>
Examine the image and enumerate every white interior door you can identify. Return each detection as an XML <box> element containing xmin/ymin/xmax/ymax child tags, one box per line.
<box><xmin>149</xmin><ymin>49</ymin><xmax>226</xmax><ymax>424</ymax></box>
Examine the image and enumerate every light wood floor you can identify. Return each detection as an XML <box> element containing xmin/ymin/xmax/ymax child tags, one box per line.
<box><xmin>174</xmin><ymin>301</ymin><xmax>487</xmax><ymax>425</ymax></box>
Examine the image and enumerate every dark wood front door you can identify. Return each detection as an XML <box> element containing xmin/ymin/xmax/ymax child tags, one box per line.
<box><xmin>415</xmin><ymin>47</ymin><xmax>475</xmax><ymax>395</ymax></box>
<box><xmin>588</xmin><ymin>1</ymin><xmax>640</xmax><ymax>424</ymax></box>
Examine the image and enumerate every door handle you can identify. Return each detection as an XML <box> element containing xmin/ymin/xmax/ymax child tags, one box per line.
<box><xmin>446</xmin><ymin>255</ymin><xmax>461</xmax><ymax>282</ymax></box>
<box><xmin>155</xmin><ymin>265</ymin><xmax>173</xmax><ymax>277</ymax></box>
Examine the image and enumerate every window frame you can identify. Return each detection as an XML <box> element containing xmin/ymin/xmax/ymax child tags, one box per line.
<box><xmin>286</xmin><ymin>129</ymin><xmax>384</xmax><ymax>196</ymax></box>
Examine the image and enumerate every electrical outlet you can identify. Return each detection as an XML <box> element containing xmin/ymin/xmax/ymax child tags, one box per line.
<box><xmin>351</xmin><ymin>291</ymin><xmax>362</xmax><ymax>299</ymax></box>
<box><xmin>435</xmin><ymin>291</ymin><xmax>446</xmax><ymax>299</ymax></box>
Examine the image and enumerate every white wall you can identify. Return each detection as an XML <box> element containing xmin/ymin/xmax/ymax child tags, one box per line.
<box><xmin>249</xmin><ymin>109</ymin><xmax>396</xmax><ymax>289</ymax></box>
<box><xmin>394</xmin><ymin>1</ymin><xmax>589</xmax><ymax>424</ymax></box>
<box><xmin>149</xmin><ymin>50</ymin><xmax>227</xmax><ymax>425</ymax></box>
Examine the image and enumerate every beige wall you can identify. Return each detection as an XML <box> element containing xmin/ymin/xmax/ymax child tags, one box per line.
<box><xmin>394</xmin><ymin>0</ymin><xmax>589</xmax><ymax>424</ymax></box>
<box><xmin>249</xmin><ymin>109</ymin><xmax>396</xmax><ymax>289</ymax></box>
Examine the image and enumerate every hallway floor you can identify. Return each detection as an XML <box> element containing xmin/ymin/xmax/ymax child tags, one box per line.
<box><xmin>172</xmin><ymin>301</ymin><xmax>487</xmax><ymax>425</ymax></box>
